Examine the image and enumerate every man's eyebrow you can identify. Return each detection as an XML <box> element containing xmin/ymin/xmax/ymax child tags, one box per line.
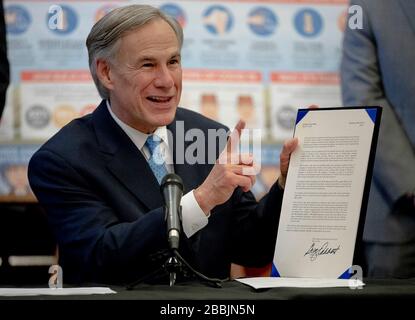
<box><xmin>132</xmin><ymin>52</ymin><xmax>181</xmax><ymax>64</ymax></box>
<box><xmin>134</xmin><ymin>56</ymin><xmax>155</xmax><ymax>64</ymax></box>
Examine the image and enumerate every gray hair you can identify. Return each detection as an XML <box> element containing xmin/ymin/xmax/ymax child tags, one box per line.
<box><xmin>86</xmin><ymin>4</ymin><xmax>183</xmax><ymax>99</ymax></box>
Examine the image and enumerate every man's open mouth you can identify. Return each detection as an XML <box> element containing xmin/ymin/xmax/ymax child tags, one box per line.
<box><xmin>147</xmin><ymin>96</ymin><xmax>173</xmax><ymax>103</ymax></box>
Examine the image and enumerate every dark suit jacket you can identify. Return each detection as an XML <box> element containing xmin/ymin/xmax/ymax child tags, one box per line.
<box><xmin>28</xmin><ymin>101</ymin><xmax>284</xmax><ymax>284</ymax></box>
<box><xmin>341</xmin><ymin>0</ymin><xmax>415</xmax><ymax>244</ymax></box>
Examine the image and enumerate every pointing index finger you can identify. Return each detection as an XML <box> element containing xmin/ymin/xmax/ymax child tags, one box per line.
<box><xmin>226</xmin><ymin>119</ymin><xmax>245</xmax><ymax>154</ymax></box>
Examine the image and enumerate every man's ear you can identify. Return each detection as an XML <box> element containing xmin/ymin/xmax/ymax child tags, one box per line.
<box><xmin>96</xmin><ymin>59</ymin><xmax>114</xmax><ymax>91</ymax></box>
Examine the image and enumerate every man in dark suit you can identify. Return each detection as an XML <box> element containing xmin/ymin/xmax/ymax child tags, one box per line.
<box><xmin>0</xmin><ymin>0</ymin><xmax>9</xmax><ymax>117</ymax></box>
<box><xmin>341</xmin><ymin>0</ymin><xmax>415</xmax><ymax>277</ymax></box>
<box><xmin>28</xmin><ymin>4</ymin><xmax>297</xmax><ymax>284</ymax></box>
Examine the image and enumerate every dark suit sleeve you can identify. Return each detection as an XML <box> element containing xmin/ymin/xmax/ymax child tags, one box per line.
<box><xmin>228</xmin><ymin>182</ymin><xmax>284</xmax><ymax>267</ymax></box>
<box><xmin>340</xmin><ymin>0</ymin><xmax>415</xmax><ymax>205</ymax></box>
<box><xmin>0</xmin><ymin>0</ymin><xmax>10</xmax><ymax>117</ymax></box>
<box><xmin>29</xmin><ymin>149</ymin><xmax>168</xmax><ymax>284</ymax></box>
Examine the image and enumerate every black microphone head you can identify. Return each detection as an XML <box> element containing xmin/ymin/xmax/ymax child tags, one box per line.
<box><xmin>161</xmin><ymin>173</ymin><xmax>183</xmax><ymax>191</ymax></box>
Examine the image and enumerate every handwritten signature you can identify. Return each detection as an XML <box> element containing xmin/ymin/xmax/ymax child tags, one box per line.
<box><xmin>304</xmin><ymin>242</ymin><xmax>340</xmax><ymax>261</ymax></box>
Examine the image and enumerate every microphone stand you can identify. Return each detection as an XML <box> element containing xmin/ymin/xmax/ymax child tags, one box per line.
<box><xmin>166</xmin><ymin>255</ymin><xmax>180</xmax><ymax>287</ymax></box>
<box><xmin>127</xmin><ymin>174</ymin><xmax>227</xmax><ymax>290</ymax></box>
<box><xmin>126</xmin><ymin>207</ymin><xmax>225</xmax><ymax>290</ymax></box>
<box><xmin>126</xmin><ymin>248</ymin><xmax>225</xmax><ymax>290</ymax></box>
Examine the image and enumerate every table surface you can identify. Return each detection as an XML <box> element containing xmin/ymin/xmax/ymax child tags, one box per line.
<box><xmin>2</xmin><ymin>278</ymin><xmax>415</xmax><ymax>300</ymax></box>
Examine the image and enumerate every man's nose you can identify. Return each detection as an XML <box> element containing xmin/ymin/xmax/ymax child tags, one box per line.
<box><xmin>154</xmin><ymin>65</ymin><xmax>174</xmax><ymax>88</ymax></box>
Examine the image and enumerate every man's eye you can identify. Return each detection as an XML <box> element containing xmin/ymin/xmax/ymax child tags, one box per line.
<box><xmin>169</xmin><ymin>59</ymin><xmax>179</xmax><ymax>65</ymax></box>
<box><xmin>142</xmin><ymin>63</ymin><xmax>154</xmax><ymax>68</ymax></box>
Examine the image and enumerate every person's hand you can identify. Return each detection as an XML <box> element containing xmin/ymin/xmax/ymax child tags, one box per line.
<box><xmin>277</xmin><ymin>104</ymin><xmax>318</xmax><ymax>189</ymax></box>
<box><xmin>194</xmin><ymin>120</ymin><xmax>257</xmax><ymax>215</ymax></box>
<box><xmin>277</xmin><ymin>138</ymin><xmax>298</xmax><ymax>189</ymax></box>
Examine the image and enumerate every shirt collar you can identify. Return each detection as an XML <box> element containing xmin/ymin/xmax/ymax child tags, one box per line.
<box><xmin>106</xmin><ymin>100</ymin><xmax>170</xmax><ymax>151</ymax></box>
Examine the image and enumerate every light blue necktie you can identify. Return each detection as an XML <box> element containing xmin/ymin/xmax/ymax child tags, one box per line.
<box><xmin>145</xmin><ymin>134</ymin><xmax>168</xmax><ymax>184</ymax></box>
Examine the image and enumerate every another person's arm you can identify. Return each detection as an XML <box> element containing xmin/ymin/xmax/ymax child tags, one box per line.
<box><xmin>341</xmin><ymin>0</ymin><xmax>415</xmax><ymax>206</ymax></box>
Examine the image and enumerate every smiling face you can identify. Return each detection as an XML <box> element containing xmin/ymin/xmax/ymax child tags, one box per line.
<box><xmin>97</xmin><ymin>18</ymin><xmax>182</xmax><ymax>133</ymax></box>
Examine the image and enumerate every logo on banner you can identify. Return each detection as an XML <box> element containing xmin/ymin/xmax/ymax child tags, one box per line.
<box><xmin>203</xmin><ymin>5</ymin><xmax>233</xmax><ymax>35</ymax></box>
<box><xmin>160</xmin><ymin>3</ymin><xmax>187</xmax><ymax>28</ymax></box>
<box><xmin>5</xmin><ymin>5</ymin><xmax>31</xmax><ymax>35</ymax></box>
<box><xmin>247</xmin><ymin>7</ymin><xmax>278</xmax><ymax>37</ymax></box>
<box><xmin>95</xmin><ymin>4</ymin><xmax>119</xmax><ymax>23</ymax></box>
<box><xmin>47</xmin><ymin>5</ymin><xmax>78</xmax><ymax>35</ymax></box>
<box><xmin>276</xmin><ymin>105</ymin><xmax>297</xmax><ymax>131</ymax></box>
<box><xmin>25</xmin><ymin>105</ymin><xmax>51</xmax><ymax>129</ymax></box>
<box><xmin>53</xmin><ymin>105</ymin><xmax>77</xmax><ymax>128</ymax></box>
<box><xmin>294</xmin><ymin>8</ymin><xmax>323</xmax><ymax>38</ymax></box>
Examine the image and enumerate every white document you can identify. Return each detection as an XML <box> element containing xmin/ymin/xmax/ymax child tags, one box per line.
<box><xmin>0</xmin><ymin>287</ymin><xmax>116</xmax><ymax>296</ymax></box>
<box><xmin>236</xmin><ymin>277</ymin><xmax>365</xmax><ymax>289</ymax></box>
<box><xmin>273</xmin><ymin>108</ymin><xmax>380</xmax><ymax>278</ymax></box>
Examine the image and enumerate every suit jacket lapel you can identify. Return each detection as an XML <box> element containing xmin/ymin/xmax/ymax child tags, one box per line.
<box><xmin>92</xmin><ymin>103</ymin><xmax>216</xmax><ymax>210</ymax></box>
<box><xmin>398</xmin><ymin>0</ymin><xmax>415</xmax><ymax>35</ymax></box>
<box><xmin>92</xmin><ymin>101</ymin><xmax>163</xmax><ymax>211</ymax></box>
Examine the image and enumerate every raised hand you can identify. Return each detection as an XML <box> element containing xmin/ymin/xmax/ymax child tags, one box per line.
<box><xmin>194</xmin><ymin>120</ymin><xmax>257</xmax><ymax>214</ymax></box>
<box><xmin>277</xmin><ymin>105</ymin><xmax>317</xmax><ymax>188</ymax></box>
<box><xmin>278</xmin><ymin>137</ymin><xmax>298</xmax><ymax>189</ymax></box>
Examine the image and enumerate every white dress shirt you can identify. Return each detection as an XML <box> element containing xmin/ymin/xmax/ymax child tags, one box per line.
<box><xmin>106</xmin><ymin>101</ymin><xmax>209</xmax><ymax>237</ymax></box>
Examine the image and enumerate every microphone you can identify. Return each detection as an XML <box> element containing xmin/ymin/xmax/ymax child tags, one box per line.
<box><xmin>161</xmin><ymin>173</ymin><xmax>184</xmax><ymax>250</ymax></box>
